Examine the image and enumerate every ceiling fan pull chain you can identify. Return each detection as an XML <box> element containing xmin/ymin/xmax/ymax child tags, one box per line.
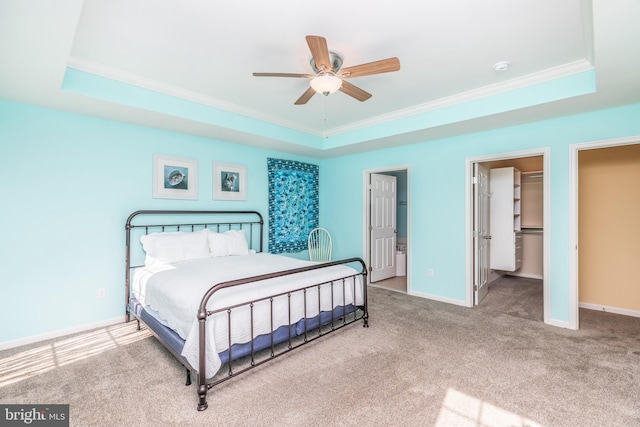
<box><xmin>323</xmin><ymin>96</ymin><xmax>328</xmax><ymax>136</ymax></box>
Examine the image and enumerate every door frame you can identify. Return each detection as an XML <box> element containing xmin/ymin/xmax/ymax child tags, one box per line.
<box><xmin>465</xmin><ymin>148</ymin><xmax>551</xmax><ymax>324</ymax></box>
<box><xmin>569</xmin><ymin>135</ymin><xmax>640</xmax><ymax>330</ymax></box>
<box><xmin>363</xmin><ymin>165</ymin><xmax>411</xmax><ymax>291</ymax></box>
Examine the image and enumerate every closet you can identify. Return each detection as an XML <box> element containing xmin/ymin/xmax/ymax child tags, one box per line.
<box><xmin>486</xmin><ymin>160</ymin><xmax>544</xmax><ymax>279</ymax></box>
<box><xmin>489</xmin><ymin>167</ymin><xmax>522</xmax><ymax>271</ymax></box>
<box><xmin>519</xmin><ymin>172</ymin><xmax>544</xmax><ymax>279</ymax></box>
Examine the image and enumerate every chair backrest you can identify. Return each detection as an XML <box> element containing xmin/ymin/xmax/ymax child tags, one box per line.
<box><xmin>308</xmin><ymin>228</ymin><xmax>332</xmax><ymax>261</ymax></box>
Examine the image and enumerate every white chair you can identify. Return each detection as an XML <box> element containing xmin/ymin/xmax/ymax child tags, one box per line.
<box><xmin>308</xmin><ymin>228</ymin><xmax>332</xmax><ymax>261</ymax></box>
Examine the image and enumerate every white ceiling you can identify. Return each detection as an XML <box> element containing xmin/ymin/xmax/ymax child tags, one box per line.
<box><xmin>1</xmin><ymin>0</ymin><xmax>639</xmax><ymax>158</ymax></box>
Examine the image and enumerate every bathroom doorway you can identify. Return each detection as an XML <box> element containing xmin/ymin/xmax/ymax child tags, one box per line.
<box><xmin>363</xmin><ymin>165</ymin><xmax>410</xmax><ymax>293</ymax></box>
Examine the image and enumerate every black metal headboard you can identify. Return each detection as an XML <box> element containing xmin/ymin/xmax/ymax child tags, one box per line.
<box><xmin>124</xmin><ymin>210</ymin><xmax>264</xmax><ymax>321</ymax></box>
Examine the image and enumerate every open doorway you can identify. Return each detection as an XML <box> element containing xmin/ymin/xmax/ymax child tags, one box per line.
<box><xmin>569</xmin><ymin>136</ymin><xmax>640</xmax><ymax>330</ymax></box>
<box><xmin>466</xmin><ymin>148</ymin><xmax>550</xmax><ymax>324</ymax></box>
<box><xmin>363</xmin><ymin>166</ymin><xmax>410</xmax><ymax>293</ymax></box>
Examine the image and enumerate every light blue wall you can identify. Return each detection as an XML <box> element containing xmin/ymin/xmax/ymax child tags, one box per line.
<box><xmin>0</xmin><ymin>100</ymin><xmax>317</xmax><ymax>343</ymax></box>
<box><xmin>2</xmin><ymin>98</ymin><xmax>640</xmax><ymax>344</ymax></box>
<box><xmin>63</xmin><ymin>68</ymin><xmax>324</xmax><ymax>150</ymax></box>
<box><xmin>320</xmin><ymin>103</ymin><xmax>640</xmax><ymax>323</ymax></box>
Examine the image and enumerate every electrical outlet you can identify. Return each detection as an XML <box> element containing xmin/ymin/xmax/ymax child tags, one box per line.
<box><xmin>98</xmin><ymin>288</ymin><xmax>106</xmax><ymax>299</ymax></box>
<box><xmin>428</xmin><ymin>269</ymin><xmax>434</xmax><ymax>277</ymax></box>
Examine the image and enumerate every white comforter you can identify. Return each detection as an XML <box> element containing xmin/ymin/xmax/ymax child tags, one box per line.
<box><xmin>132</xmin><ymin>253</ymin><xmax>364</xmax><ymax>377</ymax></box>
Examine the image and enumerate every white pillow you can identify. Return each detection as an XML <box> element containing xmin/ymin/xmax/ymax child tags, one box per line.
<box><xmin>207</xmin><ymin>229</ymin><xmax>249</xmax><ymax>257</ymax></box>
<box><xmin>140</xmin><ymin>229</ymin><xmax>210</xmax><ymax>265</ymax></box>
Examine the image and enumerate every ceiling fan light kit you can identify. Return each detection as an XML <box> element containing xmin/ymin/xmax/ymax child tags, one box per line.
<box><xmin>253</xmin><ymin>35</ymin><xmax>400</xmax><ymax>104</ymax></box>
<box><xmin>310</xmin><ymin>73</ymin><xmax>343</xmax><ymax>96</ymax></box>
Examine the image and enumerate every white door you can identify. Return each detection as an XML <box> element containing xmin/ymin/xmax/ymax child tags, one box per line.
<box><xmin>474</xmin><ymin>163</ymin><xmax>490</xmax><ymax>304</ymax></box>
<box><xmin>370</xmin><ymin>173</ymin><xmax>397</xmax><ymax>282</ymax></box>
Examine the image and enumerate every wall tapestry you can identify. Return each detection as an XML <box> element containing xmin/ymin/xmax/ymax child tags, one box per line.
<box><xmin>268</xmin><ymin>158</ymin><xmax>319</xmax><ymax>253</ymax></box>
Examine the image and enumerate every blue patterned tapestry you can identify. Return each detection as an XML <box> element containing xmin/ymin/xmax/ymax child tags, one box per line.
<box><xmin>268</xmin><ymin>158</ymin><xmax>319</xmax><ymax>253</ymax></box>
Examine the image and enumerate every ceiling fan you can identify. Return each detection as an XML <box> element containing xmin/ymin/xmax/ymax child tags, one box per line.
<box><xmin>253</xmin><ymin>35</ymin><xmax>400</xmax><ymax>105</ymax></box>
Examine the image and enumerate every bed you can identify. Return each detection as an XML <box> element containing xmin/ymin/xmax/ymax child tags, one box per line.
<box><xmin>125</xmin><ymin>210</ymin><xmax>368</xmax><ymax>411</ymax></box>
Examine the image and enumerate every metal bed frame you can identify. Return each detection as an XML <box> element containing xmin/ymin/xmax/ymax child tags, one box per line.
<box><xmin>125</xmin><ymin>210</ymin><xmax>368</xmax><ymax>411</ymax></box>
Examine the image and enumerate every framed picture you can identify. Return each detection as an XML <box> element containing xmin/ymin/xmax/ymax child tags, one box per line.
<box><xmin>213</xmin><ymin>162</ymin><xmax>247</xmax><ymax>201</ymax></box>
<box><xmin>152</xmin><ymin>154</ymin><xmax>198</xmax><ymax>200</ymax></box>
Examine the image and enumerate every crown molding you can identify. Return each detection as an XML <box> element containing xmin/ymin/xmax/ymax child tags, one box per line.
<box><xmin>66</xmin><ymin>56</ymin><xmax>322</xmax><ymax>136</ymax></box>
<box><xmin>67</xmin><ymin>56</ymin><xmax>594</xmax><ymax>143</ymax></box>
<box><xmin>325</xmin><ymin>59</ymin><xmax>595</xmax><ymax>137</ymax></box>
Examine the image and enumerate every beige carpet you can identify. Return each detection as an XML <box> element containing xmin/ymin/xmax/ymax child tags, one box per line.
<box><xmin>481</xmin><ymin>275</ymin><xmax>544</xmax><ymax>321</ymax></box>
<box><xmin>1</xmin><ymin>286</ymin><xmax>639</xmax><ymax>427</ymax></box>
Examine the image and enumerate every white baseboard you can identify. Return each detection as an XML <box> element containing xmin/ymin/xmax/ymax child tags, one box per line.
<box><xmin>0</xmin><ymin>316</ymin><xmax>125</xmax><ymax>351</ymax></box>
<box><xmin>408</xmin><ymin>289</ymin><xmax>468</xmax><ymax>307</ymax></box>
<box><xmin>545</xmin><ymin>318</ymin><xmax>573</xmax><ymax>329</ymax></box>
<box><xmin>579</xmin><ymin>302</ymin><xmax>640</xmax><ymax>318</ymax></box>
<box><xmin>506</xmin><ymin>272</ymin><xmax>544</xmax><ymax>280</ymax></box>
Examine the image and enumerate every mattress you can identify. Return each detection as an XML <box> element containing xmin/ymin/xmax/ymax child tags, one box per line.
<box><xmin>129</xmin><ymin>296</ymin><xmax>356</xmax><ymax>367</ymax></box>
<box><xmin>131</xmin><ymin>253</ymin><xmax>364</xmax><ymax>377</ymax></box>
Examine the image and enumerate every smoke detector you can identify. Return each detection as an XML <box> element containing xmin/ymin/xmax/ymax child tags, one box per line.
<box><xmin>493</xmin><ymin>61</ymin><xmax>511</xmax><ymax>72</ymax></box>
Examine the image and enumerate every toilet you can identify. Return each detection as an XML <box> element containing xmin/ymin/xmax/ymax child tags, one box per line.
<box><xmin>396</xmin><ymin>241</ymin><xmax>407</xmax><ymax>276</ymax></box>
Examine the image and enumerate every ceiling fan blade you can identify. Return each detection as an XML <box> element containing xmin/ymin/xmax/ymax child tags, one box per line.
<box><xmin>340</xmin><ymin>57</ymin><xmax>400</xmax><ymax>78</ymax></box>
<box><xmin>253</xmin><ymin>72</ymin><xmax>312</xmax><ymax>78</ymax></box>
<box><xmin>294</xmin><ymin>87</ymin><xmax>316</xmax><ymax>105</ymax></box>
<box><xmin>339</xmin><ymin>80</ymin><xmax>372</xmax><ymax>102</ymax></box>
<box><xmin>305</xmin><ymin>35</ymin><xmax>332</xmax><ymax>72</ymax></box>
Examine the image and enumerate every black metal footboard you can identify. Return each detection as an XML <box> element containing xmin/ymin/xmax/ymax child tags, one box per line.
<box><xmin>124</xmin><ymin>210</ymin><xmax>368</xmax><ymax>412</ymax></box>
<box><xmin>196</xmin><ymin>258</ymin><xmax>368</xmax><ymax>411</ymax></box>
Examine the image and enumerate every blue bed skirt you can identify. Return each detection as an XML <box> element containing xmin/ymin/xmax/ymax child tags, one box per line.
<box><xmin>129</xmin><ymin>298</ymin><xmax>356</xmax><ymax>367</ymax></box>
